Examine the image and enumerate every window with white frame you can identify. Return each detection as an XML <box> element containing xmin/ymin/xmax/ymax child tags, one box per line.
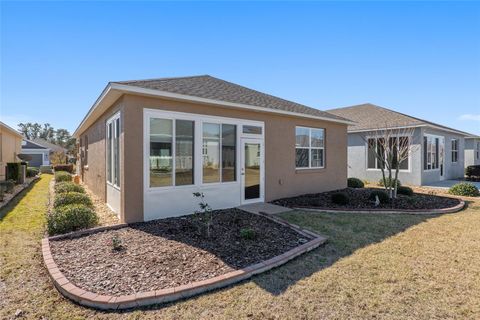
<box><xmin>202</xmin><ymin>123</ymin><xmax>236</xmax><ymax>183</ymax></box>
<box><xmin>367</xmin><ymin>136</ymin><xmax>409</xmax><ymax>170</ymax></box>
<box><xmin>451</xmin><ymin>139</ymin><xmax>459</xmax><ymax>163</ymax></box>
<box><xmin>424</xmin><ymin>135</ymin><xmax>439</xmax><ymax>170</ymax></box>
<box><xmin>295</xmin><ymin>127</ymin><xmax>324</xmax><ymax>169</ymax></box>
<box><xmin>106</xmin><ymin>114</ymin><xmax>120</xmax><ymax>188</ymax></box>
<box><xmin>149</xmin><ymin>118</ymin><xmax>194</xmax><ymax>187</ymax></box>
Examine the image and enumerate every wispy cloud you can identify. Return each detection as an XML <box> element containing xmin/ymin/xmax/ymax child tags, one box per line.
<box><xmin>458</xmin><ymin>114</ymin><xmax>480</xmax><ymax>122</ymax></box>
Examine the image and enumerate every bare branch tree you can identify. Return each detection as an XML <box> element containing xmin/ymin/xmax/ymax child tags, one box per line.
<box><xmin>362</xmin><ymin>123</ymin><xmax>419</xmax><ymax>199</ymax></box>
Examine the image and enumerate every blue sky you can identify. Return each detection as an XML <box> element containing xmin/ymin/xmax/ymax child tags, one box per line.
<box><xmin>1</xmin><ymin>1</ymin><xmax>479</xmax><ymax>135</ymax></box>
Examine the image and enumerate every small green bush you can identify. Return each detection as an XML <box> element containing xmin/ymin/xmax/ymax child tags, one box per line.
<box><xmin>466</xmin><ymin>165</ymin><xmax>480</xmax><ymax>178</ymax></box>
<box><xmin>55</xmin><ymin>182</ymin><xmax>85</xmax><ymax>194</ymax></box>
<box><xmin>397</xmin><ymin>186</ymin><xmax>414</xmax><ymax>196</ymax></box>
<box><xmin>0</xmin><ymin>180</ymin><xmax>15</xmax><ymax>193</ymax></box>
<box><xmin>55</xmin><ymin>171</ymin><xmax>72</xmax><ymax>183</ymax></box>
<box><xmin>240</xmin><ymin>228</ymin><xmax>256</xmax><ymax>240</ymax></box>
<box><xmin>369</xmin><ymin>190</ymin><xmax>390</xmax><ymax>204</ymax></box>
<box><xmin>378</xmin><ymin>178</ymin><xmax>401</xmax><ymax>188</ymax></box>
<box><xmin>53</xmin><ymin>164</ymin><xmax>74</xmax><ymax>173</ymax></box>
<box><xmin>54</xmin><ymin>192</ymin><xmax>93</xmax><ymax>208</ymax></box>
<box><xmin>448</xmin><ymin>182</ymin><xmax>480</xmax><ymax>197</ymax></box>
<box><xmin>347</xmin><ymin>177</ymin><xmax>364</xmax><ymax>188</ymax></box>
<box><xmin>6</xmin><ymin>163</ymin><xmax>21</xmax><ymax>182</ymax></box>
<box><xmin>26</xmin><ymin>167</ymin><xmax>40</xmax><ymax>178</ymax></box>
<box><xmin>331</xmin><ymin>192</ymin><xmax>350</xmax><ymax>205</ymax></box>
<box><xmin>47</xmin><ymin>204</ymin><xmax>98</xmax><ymax>235</ymax></box>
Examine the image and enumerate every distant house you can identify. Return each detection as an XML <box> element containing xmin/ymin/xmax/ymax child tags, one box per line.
<box><xmin>30</xmin><ymin>138</ymin><xmax>71</xmax><ymax>164</ymax></box>
<box><xmin>465</xmin><ymin>136</ymin><xmax>480</xmax><ymax>167</ymax></box>
<box><xmin>20</xmin><ymin>139</ymin><xmax>50</xmax><ymax>167</ymax></box>
<box><xmin>327</xmin><ymin>103</ymin><xmax>473</xmax><ymax>186</ymax></box>
<box><xmin>73</xmin><ymin>75</ymin><xmax>352</xmax><ymax>222</ymax></box>
<box><xmin>0</xmin><ymin>121</ymin><xmax>23</xmax><ymax>181</ymax></box>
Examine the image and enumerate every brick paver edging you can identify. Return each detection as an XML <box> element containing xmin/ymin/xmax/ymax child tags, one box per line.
<box><xmin>293</xmin><ymin>198</ymin><xmax>465</xmax><ymax>215</ymax></box>
<box><xmin>42</xmin><ymin>217</ymin><xmax>327</xmax><ymax>310</ymax></box>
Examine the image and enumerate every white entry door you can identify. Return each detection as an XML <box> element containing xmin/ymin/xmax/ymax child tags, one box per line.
<box><xmin>241</xmin><ymin>138</ymin><xmax>264</xmax><ymax>204</ymax></box>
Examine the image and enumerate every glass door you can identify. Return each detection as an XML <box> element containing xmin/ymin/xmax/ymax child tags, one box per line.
<box><xmin>241</xmin><ymin>138</ymin><xmax>264</xmax><ymax>204</ymax></box>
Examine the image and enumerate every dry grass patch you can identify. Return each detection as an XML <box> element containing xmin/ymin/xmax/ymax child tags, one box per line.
<box><xmin>1</xmin><ymin>177</ymin><xmax>479</xmax><ymax>319</ymax></box>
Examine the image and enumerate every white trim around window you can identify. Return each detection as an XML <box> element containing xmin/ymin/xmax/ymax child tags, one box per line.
<box><xmin>143</xmin><ymin>108</ymin><xmax>264</xmax><ymax>193</ymax></box>
<box><xmin>106</xmin><ymin>112</ymin><xmax>121</xmax><ymax>189</ymax></box>
<box><xmin>451</xmin><ymin>138</ymin><xmax>459</xmax><ymax>163</ymax></box>
<box><xmin>365</xmin><ymin>135</ymin><xmax>411</xmax><ymax>173</ymax></box>
<box><xmin>295</xmin><ymin>126</ymin><xmax>325</xmax><ymax>169</ymax></box>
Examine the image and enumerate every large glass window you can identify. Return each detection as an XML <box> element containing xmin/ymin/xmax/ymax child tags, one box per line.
<box><xmin>150</xmin><ymin>118</ymin><xmax>173</xmax><ymax>187</ymax></box>
<box><xmin>106</xmin><ymin>115</ymin><xmax>120</xmax><ymax>188</ymax></box>
<box><xmin>367</xmin><ymin>136</ymin><xmax>409</xmax><ymax>170</ymax></box>
<box><xmin>202</xmin><ymin>123</ymin><xmax>237</xmax><ymax>183</ymax></box>
<box><xmin>295</xmin><ymin>127</ymin><xmax>325</xmax><ymax>169</ymax></box>
<box><xmin>150</xmin><ymin>118</ymin><xmax>194</xmax><ymax>187</ymax></box>
<box><xmin>175</xmin><ymin>120</ymin><xmax>194</xmax><ymax>186</ymax></box>
<box><xmin>451</xmin><ymin>139</ymin><xmax>459</xmax><ymax>163</ymax></box>
<box><xmin>424</xmin><ymin>135</ymin><xmax>440</xmax><ymax>170</ymax></box>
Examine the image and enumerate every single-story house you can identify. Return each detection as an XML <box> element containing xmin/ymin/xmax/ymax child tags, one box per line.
<box><xmin>465</xmin><ymin>136</ymin><xmax>480</xmax><ymax>167</ymax></box>
<box><xmin>73</xmin><ymin>75</ymin><xmax>353</xmax><ymax>223</ymax></box>
<box><xmin>20</xmin><ymin>139</ymin><xmax>50</xmax><ymax>167</ymax></box>
<box><xmin>327</xmin><ymin>103</ymin><xmax>472</xmax><ymax>186</ymax></box>
<box><xmin>30</xmin><ymin>138</ymin><xmax>72</xmax><ymax>163</ymax></box>
<box><xmin>0</xmin><ymin>121</ymin><xmax>23</xmax><ymax>181</ymax></box>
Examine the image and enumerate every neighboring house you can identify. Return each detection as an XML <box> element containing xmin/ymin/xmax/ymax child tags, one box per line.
<box><xmin>31</xmin><ymin>138</ymin><xmax>71</xmax><ymax>164</ymax></box>
<box><xmin>465</xmin><ymin>136</ymin><xmax>480</xmax><ymax>167</ymax></box>
<box><xmin>20</xmin><ymin>139</ymin><xmax>50</xmax><ymax>167</ymax></box>
<box><xmin>0</xmin><ymin>121</ymin><xmax>23</xmax><ymax>181</ymax></box>
<box><xmin>73</xmin><ymin>75</ymin><xmax>352</xmax><ymax>223</ymax></box>
<box><xmin>327</xmin><ymin>103</ymin><xmax>472</xmax><ymax>186</ymax></box>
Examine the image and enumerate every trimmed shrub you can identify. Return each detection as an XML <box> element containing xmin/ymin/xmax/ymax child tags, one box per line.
<box><xmin>55</xmin><ymin>171</ymin><xmax>72</xmax><ymax>183</ymax></box>
<box><xmin>378</xmin><ymin>178</ymin><xmax>401</xmax><ymax>188</ymax></box>
<box><xmin>6</xmin><ymin>162</ymin><xmax>21</xmax><ymax>182</ymax></box>
<box><xmin>47</xmin><ymin>204</ymin><xmax>98</xmax><ymax>235</ymax></box>
<box><xmin>26</xmin><ymin>167</ymin><xmax>40</xmax><ymax>178</ymax></box>
<box><xmin>331</xmin><ymin>192</ymin><xmax>350</xmax><ymax>205</ymax></box>
<box><xmin>240</xmin><ymin>228</ymin><xmax>256</xmax><ymax>240</ymax></box>
<box><xmin>54</xmin><ymin>192</ymin><xmax>93</xmax><ymax>208</ymax></box>
<box><xmin>448</xmin><ymin>182</ymin><xmax>480</xmax><ymax>197</ymax></box>
<box><xmin>53</xmin><ymin>164</ymin><xmax>74</xmax><ymax>173</ymax></box>
<box><xmin>0</xmin><ymin>180</ymin><xmax>15</xmax><ymax>193</ymax></box>
<box><xmin>397</xmin><ymin>186</ymin><xmax>414</xmax><ymax>196</ymax></box>
<box><xmin>347</xmin><ymin>177</ymin><xmax>364</xmax><ymax>188</ymax></box>
<box><xmin>466</xmin><ymin>165</ymin><xmax>480</xmax><ymax>178</ymax></box>
<box><xmin>40</xmin><ymin>165</ymin><xmax>53</xmax><ymax>174</ymax></box>
<box><xmin>55</xmin><ymin>182</ymin><xmax>85</xmax><ymax>194</ymax></box>
<box><xmin>369</xmin><ymin>190</ymin><xmax>390</xmax><ymax>204</ymax></box>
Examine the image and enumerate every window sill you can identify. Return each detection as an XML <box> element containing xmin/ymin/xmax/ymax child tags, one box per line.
<box><xmin>295</xmin><ymin>167</ymin><xmax>326</xmax><ymax>174</ymax></box>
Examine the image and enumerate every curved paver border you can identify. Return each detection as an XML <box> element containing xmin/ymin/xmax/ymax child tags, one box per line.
<box><xmin>42</xmin><ymin>213</ymin><xmax>326</xmax><ymax>310</ymax></box>
<box><xmin>292</xmin><ymin>198</ymin><xmax>465</xmax><ymax>215</ymax></box>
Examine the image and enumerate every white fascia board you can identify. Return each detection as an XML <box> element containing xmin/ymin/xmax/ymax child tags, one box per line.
<box><xmin>73</xmin><ymin>83</ymin><xmax>355</xmax><ymax>137</ymax></box>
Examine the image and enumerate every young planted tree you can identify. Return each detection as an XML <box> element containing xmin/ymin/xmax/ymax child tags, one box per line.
<box><xmin>362</xmin><ymin>125</ymin><xmax>418</xmax><ymax>199</ymax></box>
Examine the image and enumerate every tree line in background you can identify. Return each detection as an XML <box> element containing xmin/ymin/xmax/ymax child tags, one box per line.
<box><xmin>18</xmin><ymin>122</ymin><xmax>76</xmax><ymax>153</ymax></box>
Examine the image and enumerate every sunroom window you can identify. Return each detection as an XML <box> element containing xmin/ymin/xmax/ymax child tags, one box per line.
<box><xmin>202</xmin><ymin>123</ymin><xmax>237</xmax><ymax>183</ymax></box>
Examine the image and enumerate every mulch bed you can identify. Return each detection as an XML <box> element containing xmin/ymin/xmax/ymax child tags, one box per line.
<box><xmin>49</xmin><ymin>209</ymin><xmax>310</xmax><ymax>296</ymax></box>
<box><xmin>272</xmin><ymin>187</ymin><xmax>461</xmax><ymax>210</ymax></box>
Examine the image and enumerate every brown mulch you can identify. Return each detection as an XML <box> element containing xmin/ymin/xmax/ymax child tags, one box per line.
<box><xmin>49</xmin><ymin>209</ymin><xmax>310</xmax><ymax>296</ymax></box>
<box><xmin>272</xmin><ymin>187</ymin><xmax>461</xmax><ymax>210</ymax></box>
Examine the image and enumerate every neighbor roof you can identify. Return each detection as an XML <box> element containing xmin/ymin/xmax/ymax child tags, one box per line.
<box><xmin>327</xmin><ymin>103</ymin><xmax>473</xmax><ymax>136</ymax></box>
<box><xmin>32</xmin><ymin>138</ymin><xmax>67</xmax><ymax>153</ymax></box>
<box><xmin>22</xmin><ymin>139</ymin><xmax>49</xmax><ymax>150</ymax></box>
<box><xmin>74</xmin><ymin>75</ymin><xmax>353</xmax><ymax>137</ymax></box>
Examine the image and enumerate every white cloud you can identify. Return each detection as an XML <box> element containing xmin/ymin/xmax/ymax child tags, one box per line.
<box><xmin>458</xmin><ymin>114</ymin><xmax>480</xmax><ymax>122</ymax></box>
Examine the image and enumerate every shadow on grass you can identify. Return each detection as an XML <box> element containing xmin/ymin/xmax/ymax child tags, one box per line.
<box><xmin>0</xmin><ymin>177</ymin><xmax>41</xmax><ymax>221</ymax></box>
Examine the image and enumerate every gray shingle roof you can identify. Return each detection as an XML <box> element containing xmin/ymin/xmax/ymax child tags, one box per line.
<box><xmin>113</xmin><ymin>75</ymin><xmax>350</xmax><ymax>122</ymax></box>
<box><xmin>22</xmin><ymin>140</ymin><xmax>48</xmax><ymax>149</ymax></box>
<box><xmin>327</xmin><ymin>103</ymin><xmax>472</xmax><ymax>136</ymax></box>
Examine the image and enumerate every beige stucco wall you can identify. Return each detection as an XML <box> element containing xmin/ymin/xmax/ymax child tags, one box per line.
<box><xmin>0</xmin><ymin>125</ymin><xmax>22</xmax><ymax>181</ymax></box>
<box><xmin>79</xmin><ymin>97</ymin><xmax>124</xmax><ymax>209</ymax></box>
<box><xmin>79</xmin><ymin>93</ymin><xmax>348</xmax><ymax>223</ymax></box>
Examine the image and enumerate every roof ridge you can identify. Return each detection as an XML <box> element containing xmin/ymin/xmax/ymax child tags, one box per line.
<box><xmin>112</xmin><ymin>74</ymin><xmax>211</xmax><ymax>84</ymax></box>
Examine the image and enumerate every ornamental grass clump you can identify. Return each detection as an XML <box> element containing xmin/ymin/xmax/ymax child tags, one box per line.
<box><xmin>47</xmin><ymin>204</ymin><xmax>98</xmax><ymax>235</ymax></box>
<box><xmin>448</xmin><ymin>182</ymin><xmax>480</xmax><ymax>197</ymax></box>
<box><xmin>55</xmin><ymin>171</ymin><xmax>72</xmax><ymax>183</ymax></box>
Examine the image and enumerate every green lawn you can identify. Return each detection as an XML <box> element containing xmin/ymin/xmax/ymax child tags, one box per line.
<box><xmin>1</xmin><ymin>175</ymin><xmax>479</xmax><ymax>319</ymax></box>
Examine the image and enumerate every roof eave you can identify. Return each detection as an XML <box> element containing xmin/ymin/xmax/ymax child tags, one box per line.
<box><xmin>348</xmin><ymin>124</ymin><xmax>473</xmax><ymax>137</ymax></box>
<box><xmin>73</xmin><ymin>83</ymin><xmax>355</xmax><ymax>137</ymax></box>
